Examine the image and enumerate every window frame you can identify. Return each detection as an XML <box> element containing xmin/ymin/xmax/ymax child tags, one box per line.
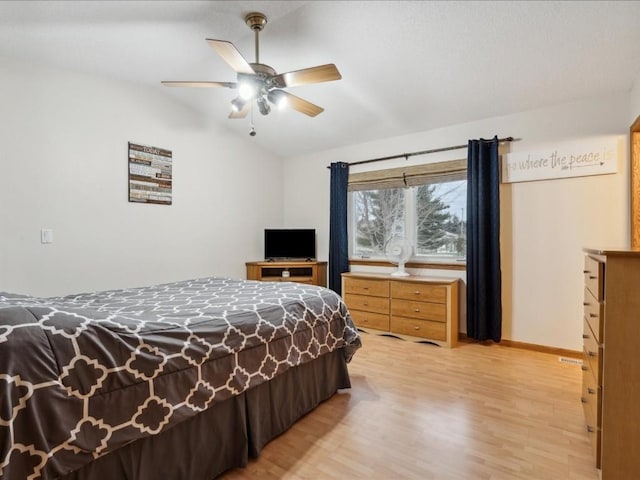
<box><xmin>347</xmin><ymin>160</ymin><xmax>467</xmax><ymax>266</ymax></box>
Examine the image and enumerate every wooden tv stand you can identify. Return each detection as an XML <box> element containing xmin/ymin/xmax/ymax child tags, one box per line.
<box><xmin>246</xmin><ymin>260</ymin><xmax>327</xmax><ymax>286</ymax></box>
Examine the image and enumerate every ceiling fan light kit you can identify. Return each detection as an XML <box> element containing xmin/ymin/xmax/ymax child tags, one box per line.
<box><xmin>230</xmin><ymin>97</ymin><xmax>246</xmax><ymax>112</ymax></box>
<box><xmin>257</xmin><ymin>96</ymin><xmax>271</xmax><ymax>115</ymax></box>
<box><xmin>267</xmin><ymin>89</ymin><xmax>288</xmax><ymax>109</ymax></box>
<box><xmin>161</xmin><ymin>11</ymin><xmax>341</xmax><ymax>133</ymax></box>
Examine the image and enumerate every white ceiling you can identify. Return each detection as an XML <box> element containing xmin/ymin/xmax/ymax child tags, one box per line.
<box><xmin>2</xmin><ymin>1</ymin><xmax>640</xmax><ymax>158</ymax></box>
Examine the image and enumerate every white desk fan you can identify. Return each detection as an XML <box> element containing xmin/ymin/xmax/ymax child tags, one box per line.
<box><xmin>384</xmin><ymin>236</ymin><xmax>412</xmax><ymax>277</ymax></box>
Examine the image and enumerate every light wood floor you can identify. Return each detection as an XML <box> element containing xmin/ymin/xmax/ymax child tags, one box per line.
<box><xmin>222</xmin><ymin>333</ymin><xmax>598</xmax><ymax>479</ymax></box>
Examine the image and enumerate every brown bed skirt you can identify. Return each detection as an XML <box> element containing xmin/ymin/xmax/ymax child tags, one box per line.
<box><xmin>57</xmin><ymin>349</ymin><xmax>351</xmax><ymax>480</ymax></box>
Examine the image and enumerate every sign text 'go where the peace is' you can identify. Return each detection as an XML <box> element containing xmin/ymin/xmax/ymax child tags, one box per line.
<box><xmin>501</xmin><ymin>136</ymin><xmax>621</xmax><ymax>184</ymax></box>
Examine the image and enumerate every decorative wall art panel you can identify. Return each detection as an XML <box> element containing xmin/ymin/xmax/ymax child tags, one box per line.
<box><xmin>128</xmin><ymin>142</ymin><xmax>173</xmax><ymax>204</ymax></box>
<box><xmin>501</xmin><ymin>135</ymin><xmax>621</xmax><ymax>184</ymax></box>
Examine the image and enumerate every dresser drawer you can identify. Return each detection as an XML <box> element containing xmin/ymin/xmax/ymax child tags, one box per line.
<box><xmin>344</xmin><ymin>277</ymin><xmax>389</xmax><ymax>297</ymax></box>
<box><xmin>391</xmin><ymin>281</ymin><xmax>446</xmax><ymax>303</ymax></box>
<box><xmin>390</xmin><ymin>316</ymin><xmax>446</xmax><ymax>341</ymax></box>
<box><xmin>581</xmin><ymin>355</ymin><xmax>601</xmax><ymax>420</ymax></box>
<box><xmin>581</xmin><ymin>364</ymin><xmax>602</xmax><ymax>467</ymax></box>
<box><xmin>583</xmin><ymin>287</ymin><xmax>604</xmax><ymax>343</ymax></box>
<box><xmin>391</xmin><ymin>299</ymin><xmax>446</xmax><ymax>322</ymax></box>
<box><xmin>581</xmin><ymin>373</ymin><xmax>599</xmax><ymax>429</ymax></box>
<box><xmin>583</xmin><ymin>323</ymin><xmax>602</xmax><ymax>386</ymax></box>
<box><xmin>344</xmin><ymin>293</ymin><xmax>390</xmax><ymax>314</ymax></box>
<box><xmin>350</xmin><ymin>309</ymin><xmax>390</xmax><ymax>331</ymax></box>
<box><xmin>584</xmin><ymin>255</ymin><xmax>604</xmax><ymax>301</ymax></box>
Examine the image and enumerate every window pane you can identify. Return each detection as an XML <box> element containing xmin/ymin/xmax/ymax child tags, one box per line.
<box><xmin>352</xmin><ymin>188</ymin><xmax>405</xmax><ymax>257</ymax></box>
<box><xmin>414</xmin><ymin>180</ymin><xmax>466</xmax><ymax>258</ymax></box>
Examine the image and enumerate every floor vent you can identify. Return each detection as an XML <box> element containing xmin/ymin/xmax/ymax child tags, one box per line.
<box><xmin>559</xmin><ymin>356</ymin><xmax>583</xmax><ymax>365</ymax></box>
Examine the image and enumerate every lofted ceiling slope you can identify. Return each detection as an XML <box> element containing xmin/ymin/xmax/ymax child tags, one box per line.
<box><xmin>1</xmin><ymin>1</ymin><xmax>640</xmax><ymax>158</ymax></box>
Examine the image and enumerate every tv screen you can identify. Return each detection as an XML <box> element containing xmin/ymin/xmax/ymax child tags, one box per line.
<box><xmin>264</xmin><ymin>229</ymin><xmax>316</xmax><ymax>260</ymax></box>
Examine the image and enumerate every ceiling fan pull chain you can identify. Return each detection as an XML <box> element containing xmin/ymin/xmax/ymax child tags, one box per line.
<box><xmin>249</xmin><ymin>102</ymin><xmax>256</xmax><ymax>137</ymax></box>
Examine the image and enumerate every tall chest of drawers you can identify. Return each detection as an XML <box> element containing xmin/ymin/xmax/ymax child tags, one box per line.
<box><xmin>581</xmin><ymin>248</ymin><xmax>640</xmax><ymax>478</ymax></box>
<box><xmin>342</xmin><ymin>272</ymin><xmax>459</xmax><ymax>348</ymax></box>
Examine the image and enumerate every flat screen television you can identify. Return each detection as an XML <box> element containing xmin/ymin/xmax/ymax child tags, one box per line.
<box><xmin>264</xmin><ymin>229</ymin><xmax>316</xmax><ymax>260</ymax></box>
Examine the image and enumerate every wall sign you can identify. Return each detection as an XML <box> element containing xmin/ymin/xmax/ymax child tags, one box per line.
<box><xmin>501</xmin><ymin>136</ymin><xmax>621</xmax><ymax>184</ymax></box>
<box><xmin>128</xmin><ymin>142</ymin><xmax>172</xmax><ymax>205</ymax></box>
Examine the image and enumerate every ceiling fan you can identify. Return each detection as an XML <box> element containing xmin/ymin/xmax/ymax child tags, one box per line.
<box><xmin>162</xmin><ymin>12</ymin><xmax>341</xmax><ymax>120</ymax></box>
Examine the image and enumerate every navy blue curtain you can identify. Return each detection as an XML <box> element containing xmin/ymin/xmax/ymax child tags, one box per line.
<box><xmin>466</xmin><ymin>136</ymin><xmax>502</xmax><ymax>342</ymax></box>
<box><xmin>329</xmin><ymin>162</ymin><xmax>350</xmax><ymax>295</ymax></box>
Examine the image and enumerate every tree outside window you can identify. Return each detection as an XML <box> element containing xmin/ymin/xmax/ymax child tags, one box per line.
<box><xmin>353</xmin><ymin>188</ymin><xmax>405</xmax><ymax>257</ymax></box>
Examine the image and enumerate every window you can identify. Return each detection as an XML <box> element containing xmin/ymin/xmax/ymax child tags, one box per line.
<box><xmin>349</xmin><ymin>160</ymin><xmax>466</xmax><ymax>262</ymax></box>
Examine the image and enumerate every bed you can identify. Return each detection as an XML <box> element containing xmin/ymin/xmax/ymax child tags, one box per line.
<box><xmin>0</xmin><ymin>277</ymin><xmax>361</xmax><ymax>480</ymax></box>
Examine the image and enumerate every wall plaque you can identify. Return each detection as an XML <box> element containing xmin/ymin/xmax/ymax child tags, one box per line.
<box><xmin>128</xmin><ymin>142</ymin><xmax>172</xmax><ymax>205</ymax></box>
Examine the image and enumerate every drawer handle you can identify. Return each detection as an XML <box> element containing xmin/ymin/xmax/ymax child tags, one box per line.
<box><xmin>363</xmin><ymin>287</ymin><xmax>369</xmax><ymax>290</ymax></box>
<box><xmin>363</xmin><ymin>303</ymin><xmax>369</xmax><ymax>307</ymax></box>
<box><xmin>581</xmin><ymin>365</ymin><xmax>588</xmax><ymax>371</ymax></box>
<box><xmin>588</xmin><ymin>275</ymin><xmax>597</xmax><ymax>280</ymax></box>
<box><xmin>413</xmin><ymin>326</ymin><xmax>420</xmax><ymax>330</ymax></box>
<box><xmin>582</xmin><ymin>333</ymin><xmax>590</xmax><ymax>339</ymax></box>
<box><xmin>583</xmin><ymin>302</ymin><xmax>590</xmax><ymax>306</ymax></box>
<box><xmin>583</xmin><ymin>270</ymin><xmax>590</xmax><ymax>274</ymax></box>
<box><xmin>586</xmin><ymin>425</ymin><xmax>595</xmax><ymax>433</ymax></box>
<box><xmin>581</xmin><ymin>397</ymin><xmax>587</xmax><ymax>403</ymax></box>
<box><xmin>587</xmin><ymin>387</ymin><xmax>596</xmax><ymax>395</ymax></box>
<box><xmin>414</xmin><ymin>291</ymin><xmax>421</xmax><ymax>295</ymax></box>
<box><xmin>589</xmin><ymin>313</ymin><xmax>598</xmax><ymax>318</ymax></box>
<box><xmin>587</xmin><ymin>350</ymin><xmax>597</xmax><ymax>357</ymax></box>
<box><xmin>414</xmin><ymin>308</ymin><xmax>420</xmax><ymax>313</ymax></box>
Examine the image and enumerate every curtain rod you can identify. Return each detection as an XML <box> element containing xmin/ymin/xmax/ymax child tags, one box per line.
<box><xmin>327</xmin><ymin>136</ymin><xmax>515</xmax><ymax>169</ymax></box>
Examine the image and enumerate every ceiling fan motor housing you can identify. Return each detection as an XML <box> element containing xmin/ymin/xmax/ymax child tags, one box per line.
<box><xmin>237</xmin><ymin>64</ymin><xmax>281</xmax><ymax>108</ymax></box>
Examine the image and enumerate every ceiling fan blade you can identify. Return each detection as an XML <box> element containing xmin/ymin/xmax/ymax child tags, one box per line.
<box><xmin>273</xmin><ymin>64</ymin><xmax>342</xmax><ymax>88</ymax></box>
<box><xmin>229</xmin><ymin>103</ymin><xmax>250</xmax><ymax>119</ymax></box>
<box><xmin>161</xmin><ymin>81</ymin><xmax>237</xmax><ymax>88</ymax></box>
<box><xmin>280</xmin><ymin>91</ymin><xmax>324</xmax><ymax>117</ymax></box>
<box><xmin>206</xmin><ymin>39</ymin><xmax>255</xmax><ymax>74</ymax></box>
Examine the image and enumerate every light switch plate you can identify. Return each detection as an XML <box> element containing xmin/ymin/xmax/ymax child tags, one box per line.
<box><xmin>41</xmin><ymin>229</ymin><xmax>53</xmax><ymax>244</ymax></box>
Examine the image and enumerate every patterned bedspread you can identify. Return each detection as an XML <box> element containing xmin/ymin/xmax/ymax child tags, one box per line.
<box><xmin>0</xmin><ymin>277</ymin><xmax>361</xmax><ymax>480</ymax></box>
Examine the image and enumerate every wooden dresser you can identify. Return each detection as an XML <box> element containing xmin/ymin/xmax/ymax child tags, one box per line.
<box><xmin>581</xmin><ymin>248</ymin><xmax>640</xmax><ymax>477</ymax></box>
<box><xmin>342</xmin><ymin>272</ymin><xmax>459</xmax><ymax>348</ymax></box>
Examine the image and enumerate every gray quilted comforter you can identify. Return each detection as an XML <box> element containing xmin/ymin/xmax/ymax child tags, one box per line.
<box><xmin>0</xmin><ymin>277</ymin><xmax>361</xmax><ymax>479</ymax></box>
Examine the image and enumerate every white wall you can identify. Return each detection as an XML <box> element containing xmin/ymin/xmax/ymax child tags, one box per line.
<box><xmin>631</xmin><ymin>77</ymin><xmax>640</xmax><ymax>124</ymax></box>
<box><xmin>282</xmin><ymin>92</ymin><xmax>630</xmax><ymax>351</ymax></box>
<box><xmin>0</xmin><ymin>57</ymin><xmax>283</xmax><ymax>297</ymax></box>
